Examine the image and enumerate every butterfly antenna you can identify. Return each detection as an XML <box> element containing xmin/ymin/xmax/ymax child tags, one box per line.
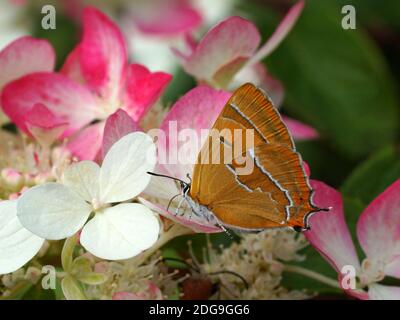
<box><xmin>147</xmin><ymin>171</ymin><xmax>189</xmax><ymax>187</ymax></box>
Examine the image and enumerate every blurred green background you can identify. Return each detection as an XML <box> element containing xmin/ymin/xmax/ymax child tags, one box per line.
<box><xmin>20</xmin><ymin>0</ymin><xmax>400</xmax><ymax>297</ymax></box>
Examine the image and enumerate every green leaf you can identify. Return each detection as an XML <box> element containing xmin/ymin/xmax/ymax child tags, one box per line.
<box><xmin>250</xmin><ymin>0</ymin><xmax>399</xmax><ymax>160</ymax></box>
<box><xmin>341</xmin><ymin>146</ymin><xmax>400</xmax><ymax>206</ymax></box>
<box><xmin>61</xmin><ymin>275</ymin><xmax>87</xmax><ymax>300</ymax></box>
<box><xmin>163</xmin><ymin>67</ymin><xmax>196</xmax><ymax>106</ymax></box>
<box><xmin>296</xmin><ymin>140</ymin><xmax>356</xmax><ymax>188</ymax></box>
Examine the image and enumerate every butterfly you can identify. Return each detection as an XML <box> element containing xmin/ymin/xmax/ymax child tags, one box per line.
<box><xmin>149</xmin><ymin>83</ymin><xmax>327</xmax><ymax>232</ymax></box>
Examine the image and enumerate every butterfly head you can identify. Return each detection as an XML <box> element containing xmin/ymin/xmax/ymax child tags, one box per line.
<box><xmin>180</xmin><ymin>173</ymin><xmax>192</xmax><ymax>196</ymax></box>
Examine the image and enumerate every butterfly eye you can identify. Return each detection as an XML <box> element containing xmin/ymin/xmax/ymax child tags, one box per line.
<box><xmin>181</xmin><ymin>182</ymin><xmax>190</xmax><ymax>194</ymax></box>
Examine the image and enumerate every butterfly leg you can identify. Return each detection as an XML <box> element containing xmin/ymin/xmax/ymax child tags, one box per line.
<box><xmin>175</xmin><ymin>196</ymin><xmax>187</xmax><ymax>217</ymax></box>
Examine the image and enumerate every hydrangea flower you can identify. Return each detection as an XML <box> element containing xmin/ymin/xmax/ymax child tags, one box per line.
<box><xmin>305</xmin><ymin>179</ymin><xmax>400</xmax><ymax>300</ymax></box>
<box><xmin>0</xmin><ymin>200</ymin><xmax>44</xmax><ymax>275</ymax></box>
<box><xmin>0</xmin><ymin>36</ymin><xmax>55</xmax><ymax>125</ymax></box>
<box><xmin>1</xmin><ymin>7</ymin><xmax>172</xmax><ymax>160</ymax></box>
<box><xmin>172</xmin><ymin>2</ymin><xmax>317</xmax><ymax>141</ymax></box>
<box><xmin>122</xmin><ymin>0</ymin><xmax>203</xmax><ymax>72</ymax></box>
<box><xmin>127</xmin><ymin>0</ymin><xmax>202</xmax><ymax>36</ymax></box>
<box><xmin>173</xmin><ymin>1</ymin><xmax>304</xmax><ymax>90</ymax></box>
<box><xmin>16</xmin><ymin>132</ymin><xmax>160</xmax><ymax>260</ymax></box>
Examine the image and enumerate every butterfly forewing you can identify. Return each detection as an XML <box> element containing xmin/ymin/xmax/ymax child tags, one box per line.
<box><xmin>213</xmin><ymin>82</ymin><xmax>295</xmax><ymax>150</ymax></box>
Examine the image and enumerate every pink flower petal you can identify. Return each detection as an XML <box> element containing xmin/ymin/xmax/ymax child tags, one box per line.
<box><xmin>25</xmin><ymin>103</ymin><xmax>68</xmax><ymax>146</ymax></box>
<box><xmin>130</xmin><ymin>0</ymin><xmax>202</xmax><ymax>36</ymax></box>
<box><xmin>356</xmin><ymin>178</ymin><xmax>400</xmax><ymax>278</ymax></box>
<box><xmin>61</xmin><ymin>47</ymin><xmax>85</xmax><ymax>85</ymax></box>
<box><xmin>182</xmin><ymin>16</ymin><xmax>260</xmax><ymax>84</ymax></box>
<box><xmin>112</xmin><ymin>282</ymin><xmax>163</xmax><ymax>300</ymax></box>
<box><xmin>159</xmin><ymin>86</ymin><xmax>231</xmax><ymax>180</ymax></box>
<box><xmin>282</xmin><ymin>116</ymin><xmax>319</xmax><ymax>141</ymax></box>
<box><xmin>344</xmin><ymin>286</ymin><xmax>369</xmax><ymax>300</ymax></box>
<box><xmin>124</xmin><ymin>64</ymin><xmax>172</xmax><ymax>121</ymax></box>
<box><xmin>233</xmin><ymin>63</ymin><xmax>284</xmax><ymax>107</ymax></box>
<box><xmin>102</xmin><ymin>109</ymin><xmax>140</xmax><ymax>159</ymax></box>
<box><xmin>25</xmin><ymin>103</ymin><xmax>67</xmax><ymax>129</ymax></box>
<box><xmin>147</xmin><ymin>281</ymin><xmax>163</xmax><ymax>299</ymax></box>
<box><xmin>1</xmin><ymin>72</ymin><xmax>98</xmax><ymax>136</ymax></box>
<box><xmin>112</xmin><ymin>292</ymin><xmax>142</xmax><ymax>300</ymax></box>
<box><xmin>303</xmin><ymin>161</ymin><xmax>311</xmax><ymax>177</ymax></box>
<box><xmin>139</xmin><ymin>197</ymin><xmax>222</xmax><ymax>234</ymax></box>
<box><xmin>79</xmin><ymin>7</ymin><xmax>127</xmax><ymax>103</ymax></box>
<box><xmin>246</xmin><ymin>1</ymin><xmax>304</xmax><ymax>66</ymax></box>
<box><xmin>171</xmin><ymin>34</ymin><xmax>197</xmax><ymax>63</ymax></box>
<box><xmin>0</xmin><ymin>36</ymin><xmax>55</xmax><ymax>91</ymax></box>
<box><xmin>368</xmin><ymin>284</ymin><xmax>400</xmax><ymax>300</ymax></box>
<box><xmin>66</xmin><ymin>122</ymin><xmax>105</xmax><ymax>161</ymax></box>
<box><xmin>305</xmin><ymin>180</ymin><xmax>361</xmax><ymax>273</ymax></box>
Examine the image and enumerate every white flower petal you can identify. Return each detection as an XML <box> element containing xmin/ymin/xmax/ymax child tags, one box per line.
<box><xmin>368</xmin><ymin>284</ymin><xmax>400</xmax><ymax>300</ymax></box>
<box><xmin>62</xmin><ymin>160</ymin><xmax>100</xmax><ymax>202</ymax></box>
<box><xmin>80</xmin><ymin>203</ymin><xmax>160</xmax><ymax>260</ymax></box>
<box><xmin>17</xmin><ymin>183</ymin><xmax>92</xmax><ymax>240</ymax></box>
<box><xmin>99</xmin><ymin>132</ymin><xmax>156</xmax><ymax>203</ymax></box>
<box><xmin>0</xmin><ymin>200</ymin><xmax>44</xmax><ymax>274</ymax></box>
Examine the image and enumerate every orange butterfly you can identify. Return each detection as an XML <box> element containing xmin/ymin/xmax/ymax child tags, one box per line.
<box><xmin>150</xmin><ymin>83</ymin><xmax>327</xmax><ymax>232</ymax></box>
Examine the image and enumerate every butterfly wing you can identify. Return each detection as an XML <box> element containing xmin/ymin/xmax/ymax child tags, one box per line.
<box><xmin>191</xmin><ymin>82</ymin><xmax>295</xmax><ymax>196</ymax></box>
<box><xmin>213</xmin><ymin>82</ymin><xmax>295</xmax><ymax>149</ymax></box>
<box><xmin>190</xmin><ymin>83</ymin><xmax>318</xmax><ymax>230</ymax></box>
<box><xmin>190</xmin><ymin>138</ymin><xmax>290</xmax><ymax>229</ymax></box>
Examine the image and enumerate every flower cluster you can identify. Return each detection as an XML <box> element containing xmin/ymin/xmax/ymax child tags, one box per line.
<box><xmin>199</xmin><ymin>230</ymin><xmax>311</xmax><ymax>300</ymax></box>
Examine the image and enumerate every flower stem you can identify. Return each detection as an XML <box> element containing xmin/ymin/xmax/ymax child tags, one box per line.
<box><xmin>283</xmin><ymin>264</ymin><xmax>341</xmax><ymax>289</ymax></box>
